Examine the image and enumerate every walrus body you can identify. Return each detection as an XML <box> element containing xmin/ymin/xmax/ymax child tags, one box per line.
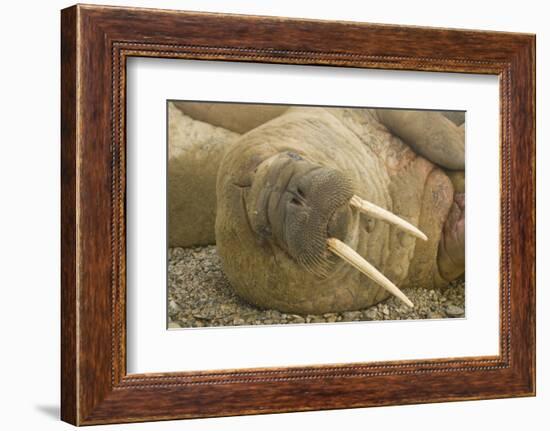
<box><xmin>169</xmin><ymin>103</ymin><xmax>465</xmax><ymax>314</ymax></box>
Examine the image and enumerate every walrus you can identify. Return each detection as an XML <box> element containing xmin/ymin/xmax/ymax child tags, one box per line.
<box><xmin>169</xmin><ymin>103</ymin><xmax>465</xmax><ymax>315</ymax></box>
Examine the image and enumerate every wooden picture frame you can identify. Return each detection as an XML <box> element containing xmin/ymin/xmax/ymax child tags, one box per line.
<box><xmin>61</xmin><ymin>4</ymin><xmax>535</xmax><ymax>425</ymax></box>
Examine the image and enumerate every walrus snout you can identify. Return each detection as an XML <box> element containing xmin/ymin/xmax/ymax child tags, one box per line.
<box><xmin>286</xmin><ymin>162</ymin><xmax>355</xmax><ymax>276</ymax></box>
<box><xmin>247</xmin><ymin>151</ymin><xmax>354</xmax><ymax>277</ymax></box>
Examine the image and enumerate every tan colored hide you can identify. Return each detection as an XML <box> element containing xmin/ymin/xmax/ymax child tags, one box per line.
<box><xmin>168</xmin><ymin>103</ymin><xmax>239</xmax><ymax>247</ymax></box>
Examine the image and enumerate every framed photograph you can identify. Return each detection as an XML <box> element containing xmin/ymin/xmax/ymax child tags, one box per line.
<box><xmin>61</xmin><ymin>4</ymin><xmax>535</xmax><ymax>425</ymax></box>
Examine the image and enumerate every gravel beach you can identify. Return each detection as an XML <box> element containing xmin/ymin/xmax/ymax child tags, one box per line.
<box><xmin>168</xmin><ymin>246</ymin><xmax>465</xmax><ymax>329</ymax></box>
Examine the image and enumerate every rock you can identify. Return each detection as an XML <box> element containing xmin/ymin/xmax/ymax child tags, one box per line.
<box><xmin>445</xmin><ymin>305</ymin><xmax>464</xmax><ymax>317</ymax></box>
<box><xmin>168</xmin><ymin>300</ymin><xmax>181</xmax><ymax>314</ymax></box>
<box><xmin>363</xmin><ymin>309</ymin><xmax>379</xmax><ymax>320</ymax></box>
<box><xmin>291</xmin><ymin>315</ymin><xmax>305</xmax><ymax>324</ymax></box>
<box><xmin>324</xmin><ymin>313</ymin><xmax>338</xmax><ymax>323</ymax></box>
<box><xmin>268</xmin><ymin>310</ymin><xmax>282</xmax><ymax>319</ymax></box>
<box><xmin>168</xmin><ymin>322</ymin><xmax>181</xmax><ymax>329</ymax></box>
<box><xmin>342</xmin><ymin>311</ymin><xmax>361</xmax><ymax>321</ymax></box>
<box><xmin>397</xmin><ymin>306</ymin><xmax>410</xmax><ymax>314</ymax></box>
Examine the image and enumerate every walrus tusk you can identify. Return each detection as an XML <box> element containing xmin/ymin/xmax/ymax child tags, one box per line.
<box><xmin>350</xmin><ymin>195</ymin><xmax>428</xmax><ymax>241</ymax></box>
<box><xmin>327</xmin><ymin>237</ymin><xmax>414</xmax><ymax>308</ymax></box>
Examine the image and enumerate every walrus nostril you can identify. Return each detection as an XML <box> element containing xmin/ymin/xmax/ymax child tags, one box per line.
<box><xmin>290</xmin><ymin>196</ymin><xmax>303</xmax><ymax>206</ymax></box>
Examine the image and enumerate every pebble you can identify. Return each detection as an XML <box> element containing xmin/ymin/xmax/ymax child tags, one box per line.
<box><xmin>445</xmin><ymin>305</ymin><xmax>465</xmax><ymax>317</ymax></box>
<box><xmin>324</xmin><ymin>314</ymin><xmax>338</xmax><ymax>323</ymax></box>
<box><xmin>342</xmin><ymin>311</ymin><xmax>361</xmax><ymax>321</ymax></box>
<box><xmin>168</xmin><ymin>246</ymin><xmax>466</xmax><ymax>328</ymax></box>
<box><xmin>168</xmin><ymin>300</ymin><xmax>181</xmax><ymax>313</ymax></box>
<box><xmin>363</xmin><ymin>309</ymin><xmax>379</xmax><ymax>320</ymax></box>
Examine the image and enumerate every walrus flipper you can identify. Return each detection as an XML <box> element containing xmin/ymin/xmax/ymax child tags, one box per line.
<box><xmin>375</xmin><ymin>109</ymin><xmax>465</xmax><ymax>170</ymax></box>
<box><xmin>173</xmin><ymin>101</ymin><xmax>288</xmax><ymax>134</ymax></box>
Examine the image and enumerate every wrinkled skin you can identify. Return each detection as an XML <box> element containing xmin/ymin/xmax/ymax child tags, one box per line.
<box><xmin>213</xmin><ymin>107</ymin><xmax>465</xmax><ymax>314</ymax></box>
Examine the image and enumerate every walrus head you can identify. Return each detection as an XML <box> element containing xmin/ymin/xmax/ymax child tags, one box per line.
<box><xmin>245</xmin><ymin>151</ymin><xmax>427</xmax><ymax>308</ymax></box>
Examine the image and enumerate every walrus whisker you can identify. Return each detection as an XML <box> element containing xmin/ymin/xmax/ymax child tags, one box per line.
<box><xmin>326</xmin><ymin>237</ymin><xmax>414</xmax><ymax>308</ymax></box>
<box><xmin>350</xmin><ymin>195</ymin><xmax>428</xmax><ymax>241</ymax></box>
<box><xmin>298</xmin><ymin>248</ymin><xmax>329</xmax><ymax>278</ymax></box>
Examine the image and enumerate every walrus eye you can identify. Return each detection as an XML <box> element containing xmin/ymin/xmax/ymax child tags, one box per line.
<box><xmin>286</xmin><ymin>151</ymin><xmax>304</xmax><ymax>161</ymax></box>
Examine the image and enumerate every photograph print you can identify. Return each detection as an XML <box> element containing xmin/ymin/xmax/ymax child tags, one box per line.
<box><xmin>167</xmin><ymin>102</ymin><xmax>465</xmax><ymax>329</ymax></box>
